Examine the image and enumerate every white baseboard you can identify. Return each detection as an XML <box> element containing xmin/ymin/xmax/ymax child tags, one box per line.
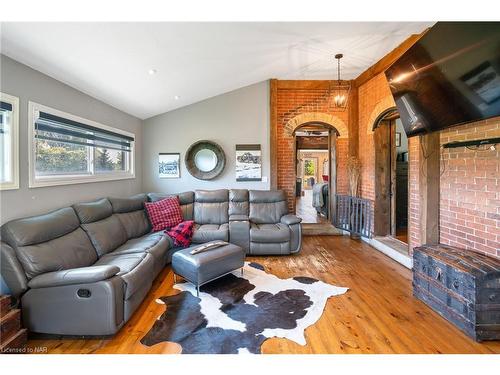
<box><xmin>360</xmin><ymin>236</ymin><xmax>413</xmax><ymax>269</ymax></box>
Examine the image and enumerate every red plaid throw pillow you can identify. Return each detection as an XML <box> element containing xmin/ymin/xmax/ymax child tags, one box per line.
<box><xmin>145</xmin><ymin>197</ymin><xmax>183</xmax><ymax>232</ymax></box>
<box><xmin>166</xmin><ymin>220</ymin><xmax>194</xmax><ymax>247</ymax></box>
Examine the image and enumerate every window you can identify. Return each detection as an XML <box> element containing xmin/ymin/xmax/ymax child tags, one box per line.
<box><xmin>0</xmin><ymin>93</ymin><xmax>19</xmax><ymax>190</ymax></box>
<box><xmin>29</xmin><ymin>102</ymin><xmax>135</xmax><ymax>188</ymax></box>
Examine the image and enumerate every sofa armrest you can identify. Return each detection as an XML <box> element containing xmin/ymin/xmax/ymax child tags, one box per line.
<box><xmin>229</xmin><ymin>214</ymin><xmax>249</xmax><ymax>222</ymax></box>
<box><xmin>28</xmin><ymin>265</ymin><xmax>120</xmax><ymax>289</ymax></box>
<box><xmin>1</xmin><ymin>242</ymin><xmax>28</xmax><ymax>298</ymax></box>
<box><xmin>280</xmin><ymin>214</ymin><xmax>302</xmax><ymax>225</ymax></box>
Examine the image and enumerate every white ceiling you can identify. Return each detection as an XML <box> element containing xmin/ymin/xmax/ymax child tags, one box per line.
<box><xmin>0</xmin><ymin>22</ymin><xmax>433</xmax><ymax>119</ymax></box>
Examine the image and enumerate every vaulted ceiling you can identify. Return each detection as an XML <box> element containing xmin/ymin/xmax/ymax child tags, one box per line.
<box><xmin>0</xmin><ymin>22</ymin><xmax>433</xmax><ymax>119</ymax></box>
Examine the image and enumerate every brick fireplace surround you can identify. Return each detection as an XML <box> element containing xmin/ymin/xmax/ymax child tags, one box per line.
<box><xmin>271</xmin><ymin>34</ymin><xmax>500</xmax><ymax>259</ymax></box>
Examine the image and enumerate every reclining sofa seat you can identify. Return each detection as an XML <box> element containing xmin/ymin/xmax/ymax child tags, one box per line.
<box><xmin>146</xmin><ymin>189</ymin><xmax>301</xmax><ymax>255</ymax></box>
<box><xmin>0</xmin><ymin>206</ymin><xmax>124</xmax><ymax>335</ymax></box>
<box><xmin>147</xmin><ymin>190</ymin><xmax>231</xmax><ymax>245</ymax></box>
<box><xmin>248</xmin><ymin>190</ymin><xmax>302</xmax><ymax>255</ymax></box>
<box><xmin>192</xmin><ymin>189</ymin><xmax>229</xmax><ymax>243</ymax></box>
<box><xmin>0</xmin><ymin>194</ymin><xmax>174</xmax><ymax>335</ymax></box>
<box><xmin>0</xmin><ymin>189</ymin><xmax>301</xmax><ymax>336</ymax></box>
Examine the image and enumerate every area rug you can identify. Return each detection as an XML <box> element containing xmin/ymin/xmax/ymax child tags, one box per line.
<box><xmin>141</xmin><ymin>262</ymin><xmax>348</xmax><ymax>354</ymax></box>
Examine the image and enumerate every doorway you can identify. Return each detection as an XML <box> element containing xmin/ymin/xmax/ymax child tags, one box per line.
<box><xmin>294</xmin><ymin>123</ymin><xmax>337</xmax><ymax>225</ymax></box>
<box><xmin>373</xmin><ymin>108</ymin><xmax>409</xmax><ymax>246</ymax></box>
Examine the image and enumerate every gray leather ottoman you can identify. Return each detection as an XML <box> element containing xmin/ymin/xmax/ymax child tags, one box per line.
<box><xmin>171</xmin><ymin>241</ymin><xmax>245</xmax><ymax>296</ymax></box>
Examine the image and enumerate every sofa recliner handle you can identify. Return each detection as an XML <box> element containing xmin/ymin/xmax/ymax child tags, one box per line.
<box><xmin>27</xmin><ymin>265</ymin><xmax>121</xmax><ymax>289</ymax></box>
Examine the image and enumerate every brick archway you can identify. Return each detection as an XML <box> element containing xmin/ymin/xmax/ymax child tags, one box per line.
<box><xmin>366</xmin><ymin>96</ymin><xmax>396</xmax><ymax>134</ymax></box>
<box><xmin>284</xmin><ymin>113</ymin><xmax>348</xmax><ymax>138</ymax></box>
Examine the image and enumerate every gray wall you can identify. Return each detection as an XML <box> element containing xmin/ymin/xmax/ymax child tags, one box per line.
<box><xmin>142</xmin><ymin>81</ymin><xmax>270</xmax><ymax>193</ymax></box>
<box><xmin>0</xmin><ymin>55</ymin><xmax>144</xmax><ymax>224</ymax></box>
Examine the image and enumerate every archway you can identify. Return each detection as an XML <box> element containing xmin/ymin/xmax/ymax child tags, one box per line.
<box><xmin>284</xmin><ymin>112</ymin><xmax>348</xmax><ymax>138</ymax></box>
<box><xmin>366</xmin><ymin>96</ymin><xmax>397</xmax><ymax>134</ymax></box>
<box><xmin>290</xmin><ymin>116</ymin><xmax>346</xmax><ymax>225</ymax></box>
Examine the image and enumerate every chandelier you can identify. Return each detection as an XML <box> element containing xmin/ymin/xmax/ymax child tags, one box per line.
<box><xmin>329</xmin><ymin>53</ymin><xmax>351</xmax><ymax>111</ymax></box>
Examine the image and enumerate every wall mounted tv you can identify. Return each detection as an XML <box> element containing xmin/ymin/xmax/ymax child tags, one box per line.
<box><xmin>385</xmin><ymin>22</ymin><xmax>500</xmax><ymax>137</ymax></box>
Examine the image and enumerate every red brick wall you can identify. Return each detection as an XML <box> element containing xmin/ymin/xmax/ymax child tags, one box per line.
<box><xmin>274</xmin><ymin>68</ymin><xmax>499</xmax><ymax>260</ymax></box>
<box><xmin>336</xmin><ymin>138</ymin><xmax>349</xmax><ymax>195</ymax></box>
<box><xmin>357</xmin><ymin>73</ymin><xmax>397</xmax><ymax>234</ymax></box>
<box><xmin>408</xmin><ymin>136</ymin><xmax>422</xmax><ymax>251</ymax></box>
<box><xmin>439</xmin><ymin>118</ymin><xmax>500</xmax><ymax>258</ymax></box>
<box><xmin>357</xmin><ymin>71</ymin><xmax>499</xmax><ymax>258</ymax></box>
<box><xmin>276</xmin><ymin>85</ymin><xmax>349</xmax><ymax>212</ymax></box>
<box><xmin>358</xmin><ymin>74</ymin><xmax>395</xmax><ymax>202</ymax></box>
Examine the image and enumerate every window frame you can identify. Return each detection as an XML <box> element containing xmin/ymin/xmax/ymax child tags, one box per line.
<box><xmin>28</xmin><ymin>101</ymin><xmax>135</xmax><ymax>188</ymax></box>
<box><xmin>0</xmin><ymin>92</ymin><xmax>20</xmax><ymax>191</ymax></box>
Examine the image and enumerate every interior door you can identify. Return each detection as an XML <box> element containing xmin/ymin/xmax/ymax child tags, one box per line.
<box><xmin>374</xmin><ymin>121</ymin><xmax>391</xmax><ymax>236</ymax></box>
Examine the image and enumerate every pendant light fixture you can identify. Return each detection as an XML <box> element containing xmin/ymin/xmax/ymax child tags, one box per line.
<box><xmin>329</xmin><ymin>53</ymin><xmax>351</xmax><ymax>111</ymax></box>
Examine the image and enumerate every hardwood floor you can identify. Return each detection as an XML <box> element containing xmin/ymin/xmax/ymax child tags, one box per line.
<box><xmin>395</xmin><ymin>226</ymin><xmax>408</xmax><ymax>244</ymax></box>
<box><xmin>26</xmin><ymin>236</ymin><xmax>500</xmax><ymax>354</ymax></box>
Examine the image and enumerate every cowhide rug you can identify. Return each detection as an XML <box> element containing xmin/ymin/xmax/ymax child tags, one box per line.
<box><xmin>141</xmin><ymin>262</ymin><xmax>348</xmax><ymax>354</ymax></box>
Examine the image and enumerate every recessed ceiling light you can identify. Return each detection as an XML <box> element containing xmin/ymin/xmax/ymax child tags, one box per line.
<box><xmin>148</xmin><ymin>69</ymin><xmax>157</xmax><ymax>75</ymax></box>
<box><xmin>174</xmin><ymin>95</ymin><xmax>180</xmax><ymax>100</ymax></box>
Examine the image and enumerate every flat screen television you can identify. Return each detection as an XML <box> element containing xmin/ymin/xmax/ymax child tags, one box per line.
<box><xmin>385</xmin><ymin>22</ymin><xmax>500</xmax><ymax>137</ymax></box>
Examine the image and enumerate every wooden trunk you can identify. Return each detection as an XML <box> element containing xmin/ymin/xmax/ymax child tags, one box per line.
<box><xmin>0</xmin><ymin>295</ymin><xmax>28</xmax><ymax>354</ymax></box>
<box><xmin>413</xmin><ymin>244</ymin><xmax>500</xmax><ymax>341</ymax></box>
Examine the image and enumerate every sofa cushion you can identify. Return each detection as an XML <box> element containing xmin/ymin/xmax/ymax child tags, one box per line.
<box><xmin>15</xmin><ymin>228</ymin><xmax>98</xmax><ymax>279</ymax></box>
<box><xmin>250</xmin><ymin>223</ymin><xmax>290</xmax><ymax>243</ymax></box>
<box><xmin>94</xmin><ymin>253</ymin><xmax>155</xmax><ymax>299</ymax></box>
<box><xmin>73</xmin><ymin>198</ymin><xmax>112</xmax><ymax>224</ymax></box>
<box><xmin>1</xmin><ymin>207</ymin><xmax>80</xmax><ymax>248</ymax></box>
<box><xmin>115</xmin><ymin>210</ymin><xmax>151</xmax><ymax>239</ymax></box>
<box><xmin>112</xmin><ymin>231</ymin><xmax>172</xmax><ymax>263</ymax></box>
<box><xmin>194</xmin><ymin>189</ymin><xmax>229</xmax><ymax>225</ymax></box>
<box><xmin>192</xmin><ymin>223</ymin><xmax>229</xmax><ymax>244</ymax></box>
<box><xmin>229</xmin><ymin>189</ymin><xmax>249</xmax><ymax>216</ymax></box>
<box><xmin>249</xmin><ymin>190</ymin><xmax>288</xmax><ymax>224</ymax></box>
<box><xmin>145</xmin><ymin>197</ymin><xmax>183</xmax><ymax>232</ymax></box>
<box><xmin>109</xmin><ymin>194</ymin><xmax>147</xmax><ymax>213</ymax></box>
<box><xmin>81</xmin><ymin>215</ymin><xmax>128</xmax><ymax>257</ymax></box>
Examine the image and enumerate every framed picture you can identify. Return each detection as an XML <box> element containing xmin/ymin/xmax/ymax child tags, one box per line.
<box><xmin>395</xmin><ymin>132</ymin><xmax>401</xmax><ymax>147</ymax></box>
<box><xmin>235</xmin><ymin>144</ymin><xmax>262</xmax><ymax>181</ymax></box>
<box><xmin>158</xmin><ymin>153</ymin><xmax>180</xmax><ymax>178</ymax></box>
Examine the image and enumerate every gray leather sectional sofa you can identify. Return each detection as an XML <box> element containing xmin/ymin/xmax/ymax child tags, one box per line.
<box><xmin>0</xmin><ymin>189</ymin><xmax>301</xmax><ymax>336</ymax></box>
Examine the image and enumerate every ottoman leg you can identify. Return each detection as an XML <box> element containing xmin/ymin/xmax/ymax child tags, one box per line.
<box><xmin>196</xmin><ymin>285</ymin><xmax>200</xmax><ymax>297</ymax></box>
<box><xmin>241</xmin><ymin>268</ymin><xmax>244</xmax><ymax>276</ymax></box>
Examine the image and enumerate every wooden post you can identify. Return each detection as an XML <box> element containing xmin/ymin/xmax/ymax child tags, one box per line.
<box><xmin>418</xmin><ymin>132</ymin><xmax>440</xmax><ymax>245</ymax></box>
<box><xmin>329</xmin><ymin>131</ymin><xmax>337</xmax><ymax>224</ymax></box>
<box><xmin>373</xmin><ymin>122</ymin><xmax>391</xmax><ymax>236</ymax></box>
<box><xmin>270</xmin><ymin>79</ymin><xmax>278</xmax><ymax>190</ymax></box>
<box><xmin>390</xmin><ymin>120</ymin><xmax>397</xmax><ymax>236</ymax></box>
<box><xmin>348</xmin><ymin>83</ymin><xmax>359</xmax><ymax>157</ymax></box>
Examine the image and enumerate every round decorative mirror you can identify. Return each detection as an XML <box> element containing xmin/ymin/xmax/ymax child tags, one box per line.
<box><xmin>194</xmin><ymin>149</ymin><xmax>218</xmax><ymax>172</ymax></box>
<box><xmin>185</xmin><ymin>140</ymin><xmax>226</xmax><ymax>180</ymax></box>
